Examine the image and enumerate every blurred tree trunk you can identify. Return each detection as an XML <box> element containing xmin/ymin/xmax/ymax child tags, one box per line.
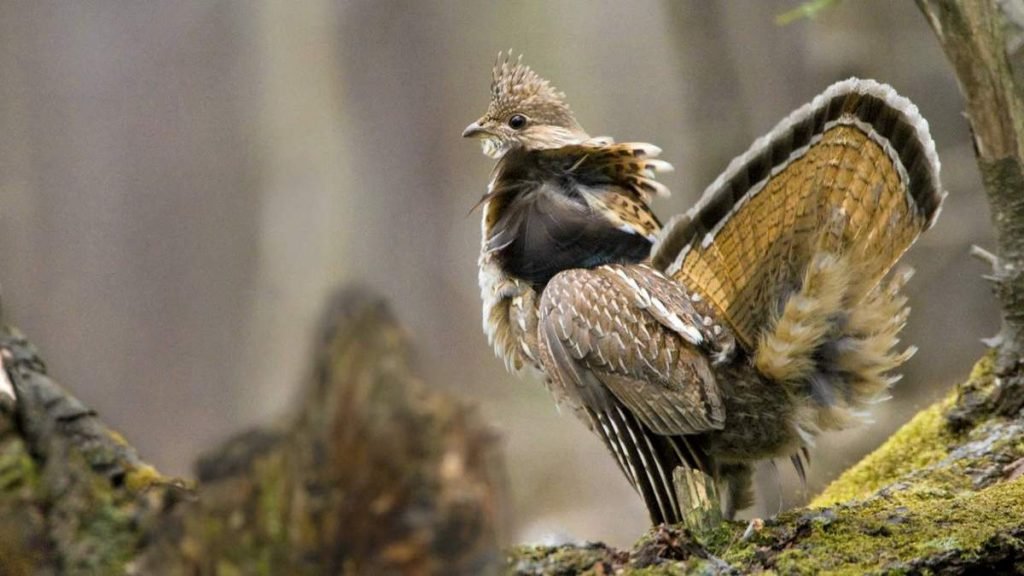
<box><xmin>240</xmin><ymin>0</ymin><xmax>354</xmax><ymax>429</ymax></box>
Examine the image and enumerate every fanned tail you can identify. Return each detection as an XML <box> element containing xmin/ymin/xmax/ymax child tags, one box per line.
<box><xmin>648</xmin><ymin>77</ymin><xmax>943</xmax><ymax>469</ymax></box>
<box><xmin>652</xmin><ymin>78</ymin><xmax>943</xmax><ymax>350</ymax></box>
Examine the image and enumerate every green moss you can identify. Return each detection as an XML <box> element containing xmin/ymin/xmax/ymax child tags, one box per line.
<box><xmin>505</xmin><ymin>543</ymin><xmax>616</xmax><ymax>575</ymax></box>
<box><xmin>616</xmin><ymin>564</ymin><xmax>689</xmax><ymax>575</ymax></box>
<box><xmin>215</xmin><ymin>559</ymin><xmax>244</xmax><ymax>576</ymax></box>
<box><xmin>696</xmin><ymin>521</ymin><xmax>744</xmax><ymax>551</ymax></box>
<box><xmin>0</xmin><ymin>436</ymin><xmax>37</xmax><ymax>493</ymax></box>
<box><xmin>251</xmin><ymin>451</ymin><xmax>291</xmax><ymax>574</ymax></box>
<box><xmin>254</xmin><ymin>452</ymin><xmax>288</xmax><ymax>543</ymax></box>
<box><xmin>124</xmin><ymin>464</ymin><xmax>162</xmax><ymax>492</ymax></box>
<box><xmin>959</xmin><ymin>349</ymin><xmax>999</xmax><ymax>396</ymax></box>
<box><xmin>813</xmin><ymin>353</ymin><xmax>999</xmax><ymax>507</ymax></box>
<box><xmin>506</xmin><ymin>474</ymin><xmax>1024</xmax><ymax>574</ymax></box>
<box><xmin>0</xmin><ymin>429</ymin><xmax>47</xmax><ymax>575</ymax></box>
<box><xmin>187</xmin><ymin>451</ymin><xmax>294</xmax><ymax>575</ymax></box>
<box><xmin>60</xmin><ymin>467</ymin><xmax>145</xmax><ymax>574</ymax></box>
<box><xmin>773</xmin><ymin>476</ymin><xmax>1024</xmax><ymax>575</ymax></box>
<box><xmin>811</xmin><ymin>393</ymin><xmax>956</xmax><ymax>507</ymax></box>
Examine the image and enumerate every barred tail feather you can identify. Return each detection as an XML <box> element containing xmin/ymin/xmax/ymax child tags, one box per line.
<box><xmin>653</xmin><ymin>78</ymin><xmax>944</xmax><ymax>351</ymax></box>
<box><xmin>656</xmin><ymin>78</ymin><xmax>944</xmax><ymax>443</ymax></box>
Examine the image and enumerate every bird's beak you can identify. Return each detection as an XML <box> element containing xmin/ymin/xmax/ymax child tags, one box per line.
<box><xmin>462</xmin><ymin>120</ymin><xmax>487</xmax><ymax>138</ymax></box>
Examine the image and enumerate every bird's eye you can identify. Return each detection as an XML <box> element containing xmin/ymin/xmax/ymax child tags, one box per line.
<box><xmin>508</xmin><ymin>114</ymin><xmax>527</xmax><ymax>130</ymax></box>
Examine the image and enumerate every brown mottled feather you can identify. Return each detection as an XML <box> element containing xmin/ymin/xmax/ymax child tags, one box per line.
<box><xmin>538</xmin><ymin>265</ymin><xmax>728</xmax><ymax>436</ymax></box>
<box><xmin>528</xmin><ymin>141</ymin><xmax>672</xmax><ymax>239</ymax></box>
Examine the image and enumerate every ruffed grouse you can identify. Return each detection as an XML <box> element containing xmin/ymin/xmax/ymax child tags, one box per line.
<box><xmin>463</xmin><ymin>54</ymin><xmax>943</xmax><ymax>524</ymax></box>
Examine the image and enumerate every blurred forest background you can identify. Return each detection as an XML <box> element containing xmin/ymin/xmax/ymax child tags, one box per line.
<box><xmin>0</xmin><ymin>1</ymin><xmax>997</xmax><ymax>547</ymax></box>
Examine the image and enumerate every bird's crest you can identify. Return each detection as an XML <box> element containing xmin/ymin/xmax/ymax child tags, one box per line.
<box><xmin>489</xmin><ymin>52</ymin><xmax>577</xmax><ymax>127</ymax></box>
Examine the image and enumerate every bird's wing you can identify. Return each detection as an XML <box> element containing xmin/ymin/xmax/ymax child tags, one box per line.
<box><xmin>650</xmin><ymin>79</ymin><xmax>944</xmax><ymax>349</ymax></box>
<box><xmin>536</xmin><ymin>264</ymin><xmax>728</xmax><ymax>436</ymax></box>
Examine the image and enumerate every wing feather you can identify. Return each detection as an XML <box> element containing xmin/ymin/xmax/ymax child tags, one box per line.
<box><xmin>537</xmin><ymin>265</ymin><xmax>728</xmax><ymax>436</ymax></box>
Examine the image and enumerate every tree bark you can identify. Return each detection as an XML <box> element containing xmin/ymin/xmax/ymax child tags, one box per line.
<box><xmin>917</xmin><ymin>0</ymin><xmax>1024</xmax><ymax>417</ymax></box>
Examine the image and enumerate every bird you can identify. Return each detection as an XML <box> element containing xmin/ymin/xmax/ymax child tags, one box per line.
<box><xmin>462</xmin><ymin>53</ymin><xmax>944</xmax><ymax>525</ymax></box>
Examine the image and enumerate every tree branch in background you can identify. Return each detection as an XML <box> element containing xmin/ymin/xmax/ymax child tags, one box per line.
<box><xmin>917</xmin><ymin>0</ymin><xmax>1024</xmax><ymax>417</ymax></box>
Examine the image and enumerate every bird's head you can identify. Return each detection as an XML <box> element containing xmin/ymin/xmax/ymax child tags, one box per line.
<box><xmin>463</xmin><ymin>53</ymin><xmax>588</xmax><ymax>159</ymax></box>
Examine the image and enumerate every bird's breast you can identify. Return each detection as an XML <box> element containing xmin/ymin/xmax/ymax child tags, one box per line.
<box><xmin>485</xmin><ymin>183</ymin><xmax>653</xmax><ymax>290</ymax></box>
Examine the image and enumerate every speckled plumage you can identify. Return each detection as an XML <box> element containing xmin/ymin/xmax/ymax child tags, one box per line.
<box><xmin>464</xmin><ymin>56</ymin><xmax>944</xmax><ymax>525</ymax></box>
